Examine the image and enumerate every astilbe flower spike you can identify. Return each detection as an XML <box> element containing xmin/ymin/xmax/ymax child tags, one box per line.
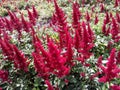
<box><xmin>21</xmin><ymin>14</ymin><xmax>31</xmax><ymax>32</ymax></box>
<box><xmin>102</xmin><ymin>21</ymin><xmax>110</xmax><ymax>36</ymax></box>
<box><xmin>102</xmin><ymin>22</ymin><xmax>106</xmax><ymax>35</ymax></box>
<box><xmin>111</xmin><ymin>17</ymin><xmax>119</xmax><ymax>42</ymax></box>
<box><xmin>100</xmin><ymin>3</ymin><xmax>105</xmax><ymax>12</ymax></box>
<box><xmin>74</xmin><ymin>25</ymin><xmax>81</xmax><ymax>50</ymax></box>
<box><xmin>51</xmin><ymin>0</ymin><xmax>70</xmax><ymax>48</ymax></box>
<box><xmin>98</xmin><ymin>48</ymin><xmax>120</xmax><ymax>83</ymax></box>
<box><xmin>32</xmin><ymin>5</ymin><xmax>38</xmax><ymax>19</ymax></box>
<box><xmin>52</xmin><ymin>0</ymin><xmax>68</xmax><ymax>31</ymax></box>
<box><xmin>104</xmin><ymin>12</ymin><xmax>110</xmax><ymax>24</ymax></box>
<box><xmin>0</xmin><ymin>39</ymin><xmax>14</xmax><ymax>61</ymax></box>
<box><xmin>32</xmin><ymin>52</ymin><xmax>50</xmax><ymax>79</ymax></box>
<box><xmin>87</xmin><ymin>23</ymin><xmax>94</xmax><ymax>41</ymax></box>
<box><xmin>94</xmin><ymin>14</ymin><xmax>99</xmax><ymax>25</ymax></box>
<box><xmin>8</xmin><ymin>10</ymin><xmax>22</xmax><ymax>35</ymax></box>
<box><xmin>13</xmin><ymin>45</ymin><xmax>29</xmax><ymax>72</ymax></box>
<box><xmin>72</xmin><ymin>1</ymin><xmax>81</xmax><ymax>29</ymax></box>
<box><xmin>27</xmin><ymin>9</ymin><xmax>36</xmax><ymax>25</ymax></box>
<box><xmin>85</xmin><ymin>11</ymin><xmax>90</xmax><ymax>22</ymax></box>
<box><xmin>4</xmin><ymin>18</ymin><xmax>13</xmax><ymax>32</ymax></box>
<box><xmin>66</xmin><ymin>36</ymin><xmax>73</xmax><ymax>65</ymax></box>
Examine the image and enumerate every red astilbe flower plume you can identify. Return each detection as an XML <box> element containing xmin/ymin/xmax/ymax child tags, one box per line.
<box><xmin>66</xmin><ymin>36</ymin><xmax>73</xmax><ymax>65</ymax></box>
<box><xmin>52</xmin><ymin>0</ymin><xmax>68</xmax><ymax>31</ymax></box>
<box><xmin>32</xmin><ymin>5</ymin><xmax>38</xmax><ymax>19</ymax></box>
<box><xmin>8</xmin><ymin>10</ymin><xmax>22</xmax><ymax>35</ymax></box>
<box><xmin>85</xmin><ymin>11</ymin><xmax>90</xmax><ymax>22</ymax></box>
<box><xmin>0</xmin><ymin>70</ymin><xmax>8</xmax><ymax>82</ymax></box>
<box><xmin>102</xmin><ymin>13</ymin><xmax>111</xmax><ymax>36</ymax></box>
<box><xmin>111</xmin><ymin>17</ymin><xmax>120</xmax><ymax>42</ymax></box>
<box><xmin>74</xmin><ymin>25</ymin><xmax>81</xmax><ymax>50</ymax></box>
<box><xmin>21</xmin><ymin>14</ymin><xmax>31</xmax><ymax>32</ymax></box>
<box><xmin>100</xmin><ymin>3</ymin><xmax>105</xmax><ymax>12</ymax></box>
<box><xmin>102</xmin><ymin>20</ymin><xmax>110</xmax><ymax>36</ymax></box>
<box><xmin>27</xmin><ymin>9</ymin><xmax>36</xmax><ymax>25</ymax></box>
<box><xmin>0</xmin><ymin>39</ymin><xmax>14</xmax><ymax>61</ymax></box>
<box><xmin>102</xmin><ymin>22</ymin><xmax>106</xmax><ymax>35</ymax></box>
<box><xmin>94</xmin><ymin>14</ymin><xmax>99</xmax><ymax>25</ymax></box>
<box><xmin>87</xmin><ymin>23</ymin><xmax>94</xmax><ymax>41</ymax></box>
<box><xmin>98</xmin><ymin>48</ymin><xmax>120</xmax><ymax>83</ymax></box>
<box><xmin>32</xmin><ymin>52</ymin><xmax>50</xmax><ymax>79</ymax></box>
<box><xmin>4</xmin><ymin>18</ymin><xmax>13</xmax><ymax>32</ymax></box>
<box><xmin>72</xmin><ymin>1</ymin><xmax>81</xmax><ymax>29</ymax></box>
<box><xmin>104</xmin><ymin>12</ymin><xmax>110</xmax><ymax>24</ymax></box>
<box><xmin>13</xmin><ymin>45</ymin><xmax>29</xmax><ymax>72</ymax></box>
<box><xmin>51</xmin><ymin>0</ymin><xmax>70</xmax><ymax>48</ymax></box>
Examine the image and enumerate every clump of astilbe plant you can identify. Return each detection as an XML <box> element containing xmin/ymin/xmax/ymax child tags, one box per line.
<box><xmin>0</xmin><ymin>0</ymin><xmax>120</xmax><ymax>90</ymax></box>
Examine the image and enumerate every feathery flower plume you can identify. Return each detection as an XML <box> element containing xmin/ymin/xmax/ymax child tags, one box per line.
<box><xmin>100</xmin><ymin>3</ymin><xmax>105</xmax><ymax>12</ymax></box>
<box><xmin>0</xmin><ymin>39</ymin><xmax>14</xmax><ymax>61</ymax></box>
<box><xmin>21</xmin><ymin>14</ymin><xmax>30</xmax><ymax>32</ymax></box>
<box><xmin>27</xmin><ymin>9</ymin><xmax>36</xmax><ymax>25</ymax></box>
<box><xmin>98</xmin><ymin>48</ymin><xmax>120</xmax><ymax>83</ymax></box>
<box><xmin>111</xmin><ymin>17</ymin><xmax>119</xmax><ymax>42</ymax></box>
<box><xmin>72</xmin><ymin>1</ymin><xmax>81</xmax><ymax>29</ymax></box>
<box><xmin>104</xmin><ymin>12</ymin><xmax>110</xmax><ymax>24</ymax></box>
<box><xmin>85</xmin><ymin>11</ymin><xmax>90</xmax><ymax>22</ymax></box>
<box><xmin>94</xmin><ymin>14</ymin><xmax>99</xmax><ymax>25</ymax></box>
<box><xmin>51</xmin><ymin>0</ymin><xmax>69</xmax><ymax>48</ymax></box>
<box><xmin>13</xmin><ymin>45</ymin><xmax>29</xmax><ymax>72</ymax></box>
<box><xmin>4</xmin><ymin>18</ymin><xmax>13</xmax><ymax>32</ymax></box>
<box><xmin>32</xmin><ymin>5</ymin><xmax>38</xmax><ymax>19</ymax></box>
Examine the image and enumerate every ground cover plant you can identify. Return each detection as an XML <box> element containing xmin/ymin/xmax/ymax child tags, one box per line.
<box><xmin>0</xmin><ymin>0</ymin><xmax>120</xmax><ymax>90</ymax></box>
